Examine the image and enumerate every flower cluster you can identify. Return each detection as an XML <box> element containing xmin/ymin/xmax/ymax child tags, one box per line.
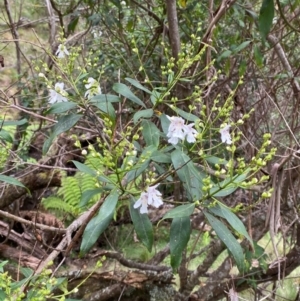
<box><xmin>48</xmin><ymin>82</ymin><xmax>68</xmax><ymax>104</ymax></box>
<box><xmin>55</xmin><ymin>44</ymin><xmax>69</xmax><ymax>59</ymax></box>
<box><xmin>167</xmin><ymin>116</ymin><xmax>197</xmax><ymax>145</ymax></box>
<box><xmin>85</xmin><ymin>77</ymin><xmax>102</xmax><ymax>99</ymax></box>
<box><xmin>134</xmin><ymin>184</ymin><xmax>163</xmax><ymax>214</ymax></box>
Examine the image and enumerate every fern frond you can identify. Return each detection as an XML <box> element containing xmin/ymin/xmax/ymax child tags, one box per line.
<box><xmin>41</xmin><ymin>196</ymin><xmax>78</xmax><ymax>216</ymax></box>
<box><xmin>58</xmin><ymin>177</ymin><xmax>81</xmax><ymax>207</ymax></box>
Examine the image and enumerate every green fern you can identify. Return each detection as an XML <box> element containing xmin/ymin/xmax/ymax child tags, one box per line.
<box><xmin>41</xmin><ymin>196</ymin><xmax>79</xmax><ymax>221</ymax></box>
<box><xmin>42</xmin><ymin>153</ymin><xmax>105</xmax><ymax>219</ymax></box>
<box><xmin>59</xmin><ymin>177</ymin><xmax>82</xmax><ymax>208</ymax></box>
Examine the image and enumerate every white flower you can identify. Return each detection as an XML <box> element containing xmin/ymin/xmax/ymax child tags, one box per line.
<box><xmin>134</xmin><ymin>184</ymin><xmax>163</xmax><ymax>214</ymax></box>
<box><xmin>184</xmin><ymin>123</ymin><xmax>197</xmax><ymax>143</ymax></box>
<box><xmin>55</xmin><ymin>44</ymin><xmax>69</xmax><ymax>58</ymax></box>
<box><xmin>48</xmin><ymin>82</ymin><xmax>68</xmax><ymax>104</ymax></box>
<box><xmin>167</xmin><ymin>116</ymin><xmax>197</xmax><ymax>145</ymax></box>
<box><xmin>220</xmin><ymin>124</ymin><xmax>232</xmax><ymax>145</ymax></box>
<box><xmin>167</xmin><ymin>116</ymin><xmax>186</xmax><ymax>145</ymax></box>
<box><xmin>85</xmin><ymin>77</ymin><xmax>102</xmax><ymax>99</ymax></box>
<box><xmin>91</xmin><ymin>28</ymin><xmax>103</xmax><ymax>39</ymax></box>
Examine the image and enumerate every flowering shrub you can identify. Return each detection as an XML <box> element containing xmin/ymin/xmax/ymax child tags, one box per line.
<box><xmin>2</xmin><ymin>34</ymin><xmax>275</xmax><ymax>277</ymax></box>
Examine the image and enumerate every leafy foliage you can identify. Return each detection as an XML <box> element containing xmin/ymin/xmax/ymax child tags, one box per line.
<box><xmin>2</xmin><ymin>0</ymin><xmax>300</xmax><ymax>299</ymax></box>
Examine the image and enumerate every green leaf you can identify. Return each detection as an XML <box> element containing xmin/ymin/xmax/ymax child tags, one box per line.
<box><xmin>209</xmin><ymin>202</ymin><xmax>253</xmax><ymax>248</ymax></box>
<box><xmin>125</xmin><ymin>77</ymin><xmax>152</xmax><ymax>94</ymax></box>
<box><xmin>171</xmin><ymin>150</ymin><xmax>204</xmax><ymax>200</ymax></box>
<box><xmin>79</xmin><ymin>188</ymin><xmax>103</xmax><ymax>207</ymax></box>
<box><xmin>67</xmin><ymin>15</ymin><xmax>79</xmax><ymax>33</ymax></box>
<box><xmin>0</xmin><ymin>292</ymin><xmax>7</xmax><ymax>299</ymax></box>
<box><xmin>113</xmin><ymin>83</ymin><xmax>146</xmax><ymax>108</ymax></box>
<box><xmin>129</xmin><ymin>198</ymin><xmax>153</xmax><ymax>252</ymax></box>
<box><xmin>43</xmin><ymin>114</ymin><xmax>82</xmax><ymax>155</ymax></box>
<box><xmin>239</xmin><ymin>60</ymin><xmax>247</xmax><ymax>77</ymax></box>
<box><xmin>169</xmin><ymin>106</ymin><xmax>199</xmax><ymax>122</ymax></box>
<box><xmin>141</xmin><ymin>120</ymin><xmax>160</xmax><ymax>147</ymax></box>
<box><xmin>203</xmin><ymin>155</ymin><xmax>228</xmax><ymax>165</ymax></box>
<box><xmin>170</xmin><ymin>217</ymin><xmax>191</xmax><ymax>270</ymax></box>
<box><xmin>1</xmin><ymin>118</ymin><xmax>28</xmax><ymax>126</ymax></box>
<box><xmin>232</xmin><ymin>41</ymin><xmax>251</xmax><ymax>54</ymax></box>
<box><xmin>0</xmin><ymin>260</ymin><xmax>8</xmax><ymax>271</ymax></box>
<box><xmin>160</xmin><ymin>114</ymin><xmax>170</xmax><ymax>135</ymax></box>
<box><xmin>162</xmin><ymin>204</ymin><xmax>195</xmax><ymax>220</ymax></box>
<box><xmin>217</xmin><ymin>49</ymin><xmax>232</xmax><ymax>62</ymax></box>
<box><xmin>204</xmin><ymin>211</ymin><xmax>244</xmax><ymax>272</ymax></box>
<box><xmin>209</xmin><ymin>171</ymin><xmax>249</xmax><ymax>197</ymax></box>
<box><xmin>0</xmin><ymin>129</ymin><xmax>13</xmax><ymax>143</ymax></box>
<box><xmin>254</xmin><ymin>45</ymin><xmax>264</xmax><ymax>67</ymax></box>
<box><xmin>72</xmin><ymin>161</ymin><xmax>97</xmax><ymax>176</ymax></box>
<box><xmin>46</xmin><ymin>102</ymin><xmax>77</xmax><ymax>115</ymax></box>
<box><xmin>123</xmin><ymin>159</ymin><xmax>150</xmax><ymax>184</ymax></box>
<box><xmin>133</xmin><ymin>109</ymin><xmax>154</xmax><ymax>124</ymax></box>
<box><xmin>258</xmin><ymin>0</ymin><xmax>274</xmax><ymax>41</ymax></box>
<box><xmin>20</xmin><ymin>267</ymin><xmax>33</xmax><ymax>278</ymax></box>
<box><xmin>80</xmin><ymin>189</ymin><xmax>119</xmax><ymax>255</ymax></box>
<box><xmin>89</xmin><ymin>94</ymin><xmax>121</xmax><ymax>103</ymax></box>
<box><xmin>0</xmin><ymin>175</ymin><xmax>26</xmax><ymax>189</ymax></box>
<box><xmin>52</xmin><ymin>114</ymin><xmax>82</xmax><ymax>137</ymax></box>
<box><xmin>150</xmin><ymin>150</ymin><xmax>171</xmax><ymax>163</ymax></box>
<box><xmin>93</xmin><ymin>101</ymin><xmax>116</xmax><ymax>120</ymax></box>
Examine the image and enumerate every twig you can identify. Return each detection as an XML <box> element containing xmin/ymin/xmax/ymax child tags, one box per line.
<box><xmin>0</xmin><ymin>210</ymin><xmax>66</xmax><ymax>233</ymax></box>
<box><xmin>92</xmin><ymin>250</ymin><xmax>170</xmax><ymax>272</ymax></box>
<box><xmin>4</xmin><ymin>0</ymin><xmax>21</xmax><ymax>74</ymax></box>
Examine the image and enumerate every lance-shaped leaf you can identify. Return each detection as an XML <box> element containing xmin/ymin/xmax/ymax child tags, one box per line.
<box><xmin>133</xmin><ymin>109</ymin><xmax>154</xmax><ymax>124</ymax></box>
<box><xmin>162</xmin><ymin>204</ymin><xmax>195</xmax><ymax>220</ymax></box>
<box><xmin>72</xmin><ymin>160</ymin><xmax>97</xmax><ymax>176</ymax></box>
<box><xmin>1</xmin><ymin>118</ymin><xmax>28</xmax><ymax>126</ymax></box>
<box><xmin>80</xmin><ymin>189</ymin><xmax>119</xmax><ymax>255</ymax></box>
<box><xmin>125</xmin><ymin>77</ymin><xmax>152</xmax><ymax>94</ymax></box>
<box><xmin>0</xmin><ymin>130</ymin><xmax>13</xmax><ymax>143</ymax></box>
<box><xmin>0</xmin><ymin>175</ymin><xmax>27</xmax><ymax>190</ymax></box>
<box><xmin>170</xmin><ymin>216</ymin><xmax>191</xmax><ymax>270</ymax></box>
<box><xmin>46</xmin><ymin>102</ymin><xmax>77</xmax><ymax>115</ymax></box>
<box><xmin>258</xmin><ymin>0</ymin><xmax>274</xmax><ymax>41</ymax></box>
<box><xmin>209</xmin><ymin>170</ymin><xmax>249</xmax><ymax>197</ymax></box>
<box><xmin>209</xmin><ymin>202</ymin><xmax>253</xmax><ymax>248</ymax></box>
<box><xmin>92</xmin><ymin>101</ymin><xmax>116</xmax><ymax>120</ymax></box>
<box><xmin>171</xmin><ymin>150</ymin><xmax>204</xmax><ymax>200</ymax></box>
<box><xmin>79</xmin><ymin>188</ymin><xmax>103</xmax><ymax>207</ymax></box>
<box><xmin>169</xmin><ymin>106</ymin><xmax>199</xmax><ymax>122</ymax></box>
<box><xmin>89</xmin><ymin>94</ymin><xmax>121</xmax><ymax>103</ymax></box>
<box><xmin>43</xmin><ymin>114</ymin><xmax>82</xmax><ymax>155</ymax></box>
<box><xmin>204</xmin><ymin>211</ymin><xmax>244</xmax><ymax>273</ymax></box>
<box><xmin>150</xmin><ymin>150</ymin><xmax>171</xmax><ymax>163</ymax></box>
<box><xmin>142</xmin><ymin>120</ymin><xmax>160</xmax><ymax>147</ymax></box>
<box><xmin>113</xmin><ymin>83</ymin><xmax>146</xmax><ymax>108</ymax></box>
<box><xmin>129</xmin><ymin>198</ymin><xmax>153</xmax><ymax>252</ymax></box>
